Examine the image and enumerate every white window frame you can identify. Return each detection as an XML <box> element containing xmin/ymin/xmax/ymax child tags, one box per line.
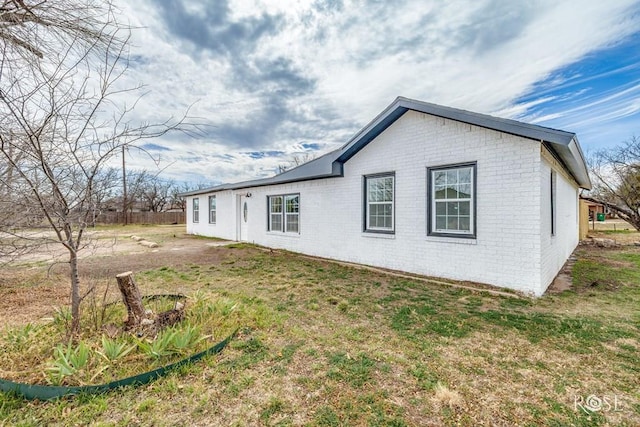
<box><xmin>208</xmin><ymin>195</ymin><xmax>216</xmax><ymax>224</ymax></box>
<box><xmin>268</xmin><ymin>194</ymin><xmax>299</xmax><ymax>234</ymax></box>
<box><xmin>268</xmin><ymin>195</ymin><xmax>283</xmax><ymax>232</ymax></box>
<box><xmin>192</xmin><ymin>198</ymin><xmax>199</xmax><ymax>223</ymax></box>
<box><xmin>364</xmin><ymin>173</ymin><xmax>395</xmax><ymax>233</ymax></box>
<box><xmin>284</xmin><ymin>194</ymin><xmax>300</xmax><ymax>233</ymax></box>
<box><xmin>428</xmin><ymin>163</ymin><xmax>476</xmax><ymax>238</ymax></box>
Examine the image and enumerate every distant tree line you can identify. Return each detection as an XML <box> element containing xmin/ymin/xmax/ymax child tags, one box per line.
<box><xmin>103</xmin><ymin>168</ymin><xmax>210</xmax><ymax>214</ymax></box>
<box><xmin>0</xmin><ymin>164</ymin><xmax>208</xmax><ymax>227</ymax></box>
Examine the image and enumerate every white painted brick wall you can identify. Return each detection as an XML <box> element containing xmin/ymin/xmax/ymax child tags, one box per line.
<box><xmin>186</xmin><ymin>110</ymin><xmax>580</xmax><ymax>296</ymax></box>
<box><xmin>187</xmin><ymin>190</ymin><xmax>236</xmax><ymax>240</ymax></box>
<box><xmin>539</xmin><ymin>158</ymin><xmax>580</xmax><ymax>290</ymax></box>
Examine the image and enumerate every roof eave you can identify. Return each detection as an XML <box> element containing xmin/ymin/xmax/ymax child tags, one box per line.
<box><xmin>546</xmin><ymin>137</ymin><xmax>592</xmax><ymax>190</ymax></box>
<box><xmin>338</xmin><ymin>96</ymin><xmax>591</xmax><ymax>189</ymax></box>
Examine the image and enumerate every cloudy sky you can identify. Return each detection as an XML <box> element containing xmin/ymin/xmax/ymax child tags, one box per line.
<box><xmin>115</xmin><ymin>0</ymin><xmax>640</xmax><ymax>186</ymax></box>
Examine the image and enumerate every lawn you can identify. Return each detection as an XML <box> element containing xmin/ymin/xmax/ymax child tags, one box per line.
<box><xmin>0</xmin><ymin>227</ymin><xmax>638</xmax><ymax>426</ymax></box>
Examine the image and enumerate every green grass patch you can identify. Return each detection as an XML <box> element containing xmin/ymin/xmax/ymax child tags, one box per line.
<box><xmin>327</xmin><ymin>352</ymin><xmax>376</xmax><ymax>388</ymax></box>
<box><xmin>1</xmin><ymin>229</ymin><xmax>639</xmax><ymax>425</ymax></box>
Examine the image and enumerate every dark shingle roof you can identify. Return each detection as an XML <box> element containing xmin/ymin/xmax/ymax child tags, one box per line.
<box><xmin>181</xmin><ymin>96</ymin><xmax>591</xmax><ymax>196</ymax></box>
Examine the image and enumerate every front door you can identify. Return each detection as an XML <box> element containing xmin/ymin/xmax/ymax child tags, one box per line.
<box><xmin>237</xmin><ymin>195</ymin><xmax>248</xmax><ymax>242</ymax></box>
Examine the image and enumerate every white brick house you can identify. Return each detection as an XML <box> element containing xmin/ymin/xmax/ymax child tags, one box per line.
<box><xmin>182</xmin><ymin>97</ymin><xmax>591</xmax><ymax>296</ymax></box>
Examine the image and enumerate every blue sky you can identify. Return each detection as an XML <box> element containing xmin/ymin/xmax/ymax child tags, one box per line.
<box><xmin>517</xmin><ymin>33</ymin><xmax>640</xmax><ymax>149</ymax></box>
<box><xmin>116</xmin><ymin>0</ymin><xmax>640</xmax><ymax>185</ymax></box>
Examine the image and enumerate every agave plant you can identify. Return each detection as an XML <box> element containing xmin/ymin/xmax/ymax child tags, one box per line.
<box><xmin>137</xmin><ymin>329</ymin><xmax>177</xmax><ymax>359</ymax></box>
<box><xmin>98</xmin><ymin>336</ymin><xmax>136</xmax><ymax>362</ymax></box>
<box><xmin>46</xmin><ymin>341</ymin><xmax>91</xmax><ymax>385</ymax></box>
<box><xmin>170</xmin><ymin>325</ymin><xmax>208</xmax><ymax>354</ymax></box>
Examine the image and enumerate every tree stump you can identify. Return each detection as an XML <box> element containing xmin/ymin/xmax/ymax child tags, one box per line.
<box><xmin>116</xmin><ymin>271</ymin><xmax>146</xmax><ymax>330</ymax></box>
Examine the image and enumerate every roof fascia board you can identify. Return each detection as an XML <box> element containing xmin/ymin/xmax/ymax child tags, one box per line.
<box><xmin>178</xmin><ymin>170</ymin><xmax>345</xmax><ymax>197</ymax></box>
<box><xmin>335</xmin><ymin>96</ymin><xmax>590</xmax><ymax>188</ymax></box>
<box><xmin>180</xmin><ymin>97</ymin><xmax>591</xmax><ymax>196</ymax></box>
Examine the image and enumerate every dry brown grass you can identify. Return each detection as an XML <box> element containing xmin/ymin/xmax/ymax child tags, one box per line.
<box><xmin>0</xmin><ymin>225</ymin><xmax>638</xmax><ymax>426</ymax></box>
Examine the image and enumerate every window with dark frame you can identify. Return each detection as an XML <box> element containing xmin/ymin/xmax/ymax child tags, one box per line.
<box><xmin>364</xmin><ymin>173</ymin><xmax>395</xmax><ymax>233</ymax></box>
<box><xmin>268</xmin><ymin>194</ymin><xmax>299</xmax><ymax>233</ymax></box>
<box><xmin>551</xmin><ymin>170</ymin><xmax>556</xmax><ymax>236</ymax></box>
<box><xmin>428</xmin><ymin>163</ymin><xmax>476</xmax><ymax>238</ymax></box>
<box><xmin>192</xmin><ymin>198</ymin><xmax>199</xmax><ymax>223</ymax></box>
<box><xmin>208</xmin><ymin>195</ymin><xmax>216</xmax><ymax>224</ymax></box>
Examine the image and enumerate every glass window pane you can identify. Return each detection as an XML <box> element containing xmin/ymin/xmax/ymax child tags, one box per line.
<box><xmin>458</xmin><ymin>167</ymin><xmax>471</xmax><ymax>184</ymax></box>
<box><xmin>447</xmin><ymin>202</ymin><xmax>459</xmax><ymax>215</ymax></box>
<box><xmin>447</xmin><ymin>216</ymin><xmax>459</xmax><ymax>230</ymax></box>
<box><xmin>285</xmin><ymin>195</ymin><xmax>299</xmax><ymax>213</ymax></box>
<box><xmin>271</xmin><ymin>214</ymin><xmax>282</xmax><ymax>231</ymax></box>
<box><xmin>430</xmin><ymin>165</ymin><xmax>474</xmax><ymax>235</ymax></box>
<box><xmin>459</xmin><ymin>216</ymin><xmax>470</xmax><ymax>231</ymax></box>
<box><xmin>367</xmin><ymin>181</ymin><xmax>376</xmax><ymax>201</ymax></box>
<box><xmin>271</xmin><ymin>196</ymin><xmax>282</xmax><ymax>213</ymax></box>
<box><xmin>369</xmin><ymin>212</ymin><xmax>378</xmax><ymax>228</ymax></box>
<box><xmin>368</xmin><ymin>177</ymin><xmax>394</xmax><ymax>202</ymax></box>
<box><xmin>459</xmin><ymin>201</ymin><xmax>470</xmax><ymax>215</ymax></box>
<box><xmin>366</xmin><ymin>176</ymin><xmax>394</xmax><ymax>231</ymax></box>
<box><xmin>458</xmin><ymin>184</ymin><xmax>471</xmax><ymax>198</ymax></box>
<box><xmin>446</xmin><ymin>185</ymin><xmax>458</xmax><ymax>199</ymax></box>
<box><xmin>286</xmin><ymin>214</ymin><xmax>298</xmax><ymax>232</ymax></box>
<box><xmin>446</xmin><ymin>170</ymin><xmax>457</xmax><ymax>184</ymax></box>
<box><xmin>193</xmin><ymin>198</ymin><xmax>199</xmax><ymax>222</ymax></box>
<box><xmin>368</xmin><ymin>204</ymin><xmax>377</xmax><ymax>228</ymax></box>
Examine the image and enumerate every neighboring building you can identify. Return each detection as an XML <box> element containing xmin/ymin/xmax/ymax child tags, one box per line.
<box><xmin>578</xmin><ymin>198</ymin><xmax>617</xmax><ymax>239</ymax></box>
<box><xmin>181</xmin><ymin>97</ymin><xmax>591</xmax><ymax>296</ymax></box>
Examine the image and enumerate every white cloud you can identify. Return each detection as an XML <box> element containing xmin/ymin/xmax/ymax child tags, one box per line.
<box><xmin>111</xmin><ymin>0</ymin><xmax>640</xmax><ymax>184</ymax></box>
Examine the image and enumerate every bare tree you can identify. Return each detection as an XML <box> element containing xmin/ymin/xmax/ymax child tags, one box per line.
<box><xmin>586</xmin><ymin>135</ymin><xmax>640</xmax><ymax>230</ymax></box>
<box><xmin>142</xmin><ymin>177</ymin><xmax>173</xmax><ymax>213</ymax></box>
<box><xmin>127</xmin><ymin>170</ymin><xmax>173</xmax><ymax>213</ymax></box>
<box><xmin>169</xmin><ymin>181</ymin><xmax>210</xmax><ymax>212</ymax></box>
<box><xmin>0</xmin><ymin>1</ymin><xmax>192</xmax><ymax>334</ymax></box>
<box><xmin>277</xmin><ymin>152</ymin><xmax>316</xmax><ymax>174</ymax></box>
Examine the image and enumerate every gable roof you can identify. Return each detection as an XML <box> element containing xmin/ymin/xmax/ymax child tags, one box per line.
<box><xmin>181</xmin><ymin>96</ymin><xmax>591</xmax><ymax>196</ymax></box>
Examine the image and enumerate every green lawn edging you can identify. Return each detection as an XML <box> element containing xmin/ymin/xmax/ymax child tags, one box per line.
<box><xmin>0</xmin><ymin>330</ymin><xmax>236</xmax><ymax>401</ymax></box>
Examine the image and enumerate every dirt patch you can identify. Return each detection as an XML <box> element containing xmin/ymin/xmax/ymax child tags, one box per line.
<box><xmin>587</xmin><ymin>230</ymin><xmax>640</xmax><ymax>245</ymax></box>
<box><xmin>1</xmin><ymin>281</ymin><xmax>69</xmax><ymax>327</ymax></box>
<box><xmin>0</xmin><ymin>225</ymin><xmax>238</xmax><ymax>327</ymax></box>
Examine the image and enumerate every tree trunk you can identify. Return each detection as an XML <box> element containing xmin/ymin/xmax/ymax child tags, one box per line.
<box><xmin>69</xmin><ymin>250</ymin><xmax>81</xmax><ymax>336</ymax></box>
<box><xmin>116</xmin><ymin>271</ymin><xmax>146</xmax><ymax>329</ymax></box>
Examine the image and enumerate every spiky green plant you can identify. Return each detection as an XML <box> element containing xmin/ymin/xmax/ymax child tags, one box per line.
<box><xmin>46</xmin><ymin>341</ymin><xmax>92</xmax><ymax>385</ymax></box>
<box><xmin>98</xmin><ymin>336</ymin><xmax>136</xmax><ymax>362</ymax></box>
<box><xmin>137</xmin><ymin>329</ymin><xmax>177</xmax><ymax>359</ymax></box>
<box><xmin>4</xmin><ymin>323</ymin><xmax>35</xmax><ymax>351</ymax></box>
<box><xmin>170</xmin><ymin>325</ymin><xmax>208</xmax><ymax>354</ymax></box>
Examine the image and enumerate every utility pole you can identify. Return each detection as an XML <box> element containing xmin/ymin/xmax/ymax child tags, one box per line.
<box><xmin>122</xmin><ymin>145</ymin><xmax>127</xmax><ymax>225</ymax></box>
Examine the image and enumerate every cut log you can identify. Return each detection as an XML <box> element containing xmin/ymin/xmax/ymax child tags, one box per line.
<box><xmin>116</xmin><ymin>271</ymin><xmax>146</xmax><ymax>330</ymax></box>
